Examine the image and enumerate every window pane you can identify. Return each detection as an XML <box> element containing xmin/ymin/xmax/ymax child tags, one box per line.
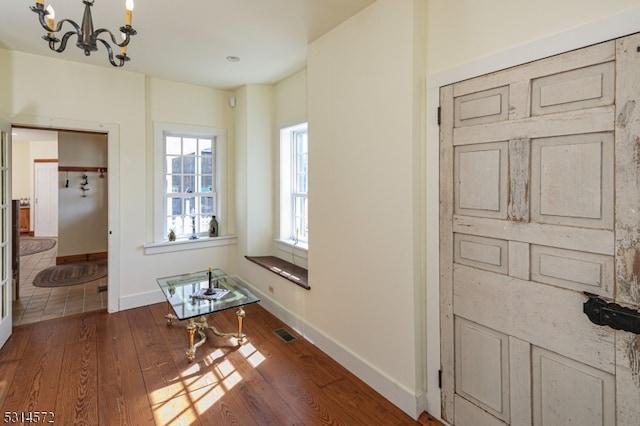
<box><xmin>183</xmin><ymin>154</ymin><xmax>196</xmax><ymax>175</ymax></box>
<box><xmin>184</xmin><ymin>175</ymin><xmax>196</xmax><ymax>194</ymax></box>
<box><xmin>169</xmin><ymin>215</ymin><xmax>188</xmax><ymax>236</ymax></box>
<box><xmin>166</xmin><ymin>136</ymin><xmax>181</xmax><ymax>155</ymax></box>
<box><xmin>167</xmin><ymin>197</ymin><xmax>182</xmax><ymax>216</ymax></box>
<box><xmin>201</xmin><ymin>175</ymin><xmax>213</xmax><ymax>193</ymax></box>
<box><xmin>296</xmin><ymin>132</ymin><xmax>307</xmax><ymax>153</ymax></box>
<box><xmin>166</xmin><ymin>155</ymin><xmax>181</xmax><ymax>174</ymax></box>
<box><xmin>201</xmin><ymin>196</ymin><xmax>214</xmax><ymax>215</ymax></box>
<box><xmin>200</xmin><ymin>138</ymin><xmax>212</xmax><ymax>153</ymax></box>
<box><xmin>294</xmin><ymin>196</ymin><xmax>308</xmax><ymax>241</ymax></box>
<box><xmin>296</xmin><ymin>171</ymin><xmax>307</xmax><ymax>193</ymax></box>
<box><xmin>184</xmin><ymin>197</ymin><xmax>196</xmax><ymax>215</ymax></box>
<box><xmin>183</xmin><ymin>138</ymin><xmax>197</xmax><ymax>156</ymax></box>
<box><xmin>166</xmin><ymin>175</ymin><xmax>181</xmax><ymax>193</ymax></box>
<box><xmin>201</xmin><ymin>155</ymin><xmax>213</xmax><ymax>176</ymax></box>
<box><xmin>184</xmin><ymin>214</ymin><xmax>199</xmax><ymax>235</ymax></box>
<box><xmin>198</xmin><ymin>216</ymin><xmax>210</xmax><ymax>233</ymax></box>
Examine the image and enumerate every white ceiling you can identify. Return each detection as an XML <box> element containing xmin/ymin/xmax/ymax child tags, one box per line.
<box><xmin>0</xmin><ymin>0</ymin><xmax>376</xmax><ymax>90</ymax></box>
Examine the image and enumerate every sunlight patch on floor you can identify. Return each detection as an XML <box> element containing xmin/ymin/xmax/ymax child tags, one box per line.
<box><xmin>150</xmin><ymin>332</ymin><xmax>268</xmax><ymax>422</ymax></box>
<box><xmin>239</xmin><ymin>343</ymin><xmax>265</xmax><ymax>367</ymax></box>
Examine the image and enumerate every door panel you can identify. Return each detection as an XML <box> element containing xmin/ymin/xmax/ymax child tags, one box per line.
<box><xmin>532</xmin><ymin>347</ymin><xmax>615</xmax><ymax>426</ymax></box>
<box><xmin>0</xmin><ymin>121</ymin><xmax>11</xmax><ymax>350</ymax></box>
<box><xmin>455</xmin><ymin>318</ymin><xmax>510</xmax><ymax>421</ymax></box>
<box><xmin>34</xmin><ymin>162</ymin><xmax>58</xmax><ymax>237</ymax></box>
<box><xmin>531</xmin><ymin>61</ymin><xmax>615</xmax><ymax>116</ymax></box>
<box><xmin>454</xmin><ymin>142</ymin><xmax>508</xmax><ymax>218</ymax></box>
<box><xmin>530</xmin><ymin>133</ymin><xmax>614</xmax><ymax>228</ymax></box>
<box><xmin>440</xmin><ymin>33</ymin><xmax>640</xmax><ymax>425</ymax></box>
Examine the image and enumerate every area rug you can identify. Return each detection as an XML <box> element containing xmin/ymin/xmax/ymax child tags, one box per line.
<box><xmin>33</xmin><ymin>260</ymin><xmax>107</xmax><ymax>288</ymax></box>
<box><xmin>19</xmin><ymin>238</ymin><xmax>56</xmax><ymax>256</ymax></box>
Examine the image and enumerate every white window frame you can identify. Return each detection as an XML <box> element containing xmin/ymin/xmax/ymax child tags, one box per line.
<box><xmin>151</xmin><ymin>122</ymin><xmax>226</xmax><ymax>245</ymax></box>
<box><xmin>279</xmin><ymin>123</ymin><xmax>308</xmax><ymax>251</ymax></box>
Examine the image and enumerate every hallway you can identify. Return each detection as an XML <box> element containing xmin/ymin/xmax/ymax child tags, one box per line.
<box><xmin>13</xmin><ymin>238</ymin><xmax>108</xmax><ymax>325</ymax></box>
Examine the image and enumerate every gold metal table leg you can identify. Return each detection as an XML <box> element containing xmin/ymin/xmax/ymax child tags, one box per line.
<box><xmin>165</xmin><ymin>301</ymin><xmax>177</xmax><ymax>325</ymax></box>
<box><xmin>182</xmin><ymin>308</ymin><xmax>249</xmax><ymax>362</ymax></box>
<box><xmin>186</xmin><ymin>319</ymin><xmax>197</xmax><ymax>362</ymax></box>
<box><xmin>236</xmin><ymin>307</ymin><xmax>246</xmax><ymax>344</ymax></box>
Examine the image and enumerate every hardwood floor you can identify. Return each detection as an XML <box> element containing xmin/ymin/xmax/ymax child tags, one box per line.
<box><xmin>0</xmin><ymin>302</ymin><xmax>444</xmax><ymax>425</ymax></box>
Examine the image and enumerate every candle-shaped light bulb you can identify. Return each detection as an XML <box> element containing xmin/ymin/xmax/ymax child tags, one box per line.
<box><xmin>45</xmin><ymin>5</ymin><xmax>55</xmax><ymax>35</ymax></box>
<box><xmin>209</xmin><ymin>266</ymin><xmax>212</xmax><ymax>273</ymax></box>
<box><xmin>125</xmin><ymin>0</ymin><xmax>134</xmax><ymax>26</ymax></box>
<box><xmin>120</xmin><ymin>32</ymin><xmax>127</xmax><ymax>55</ymax></box>
<box><xmin>36</xmin><ymin>0</ymin><xmax>44</xmax><ymax>6</ymax></box>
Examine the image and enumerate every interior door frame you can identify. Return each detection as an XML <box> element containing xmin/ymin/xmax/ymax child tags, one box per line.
<box><xmin>10</xmin><ymin>116</ymin><xmax>121</xmax><ymax>314</ymax></box>
<box><xmin>424</xmin><ymin>8</ymin><xmax>640</xmax><ymax>421</ymax></box>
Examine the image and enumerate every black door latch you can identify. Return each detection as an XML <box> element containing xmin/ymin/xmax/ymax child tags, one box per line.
<box><xmin>583</xmin><ymin>293</ymin><xmax>640</xmax><ymax>335</ymax></box>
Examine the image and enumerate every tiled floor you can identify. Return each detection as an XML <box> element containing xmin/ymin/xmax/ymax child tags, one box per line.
<box><xmin>13</xmin><ymin>237</ymin><xmax>108</xmax><ymax>326</ymax></box>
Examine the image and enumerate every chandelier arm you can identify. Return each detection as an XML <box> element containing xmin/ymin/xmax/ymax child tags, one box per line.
<box><xmin>94</xmin><ymin>29</ymin><xmax>125</xmax><ymax>47</ymax></box>
<box><xmin>31</xmin><ymin>6</ymin><xmax>82</xmax><ymax>35</ymax></box>
<box><xmin>51</xmin><ymin>18</ymin><xmax>82</xmax><ymax>35</ymax></box>
<box><xmin>93</xmin><ymin>27</ymin><xmax>135</xmax><ymax>48</ymax></box>
<box><xmin>48</xmin><ymin>31</ymin><xmax>78</xmax><ymax>53</ymax></box>
<box><xmin>96</xmin><ymin>37</ymin><xmax>127</xmax><ymax>67</ymax></box>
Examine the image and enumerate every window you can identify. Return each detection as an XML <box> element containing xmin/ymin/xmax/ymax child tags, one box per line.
<box><xmin>280</xmin><ymin>123</ymin><xmax>308</xmax><ymax>247</ymax></box>
<box><xmin>153</xmin><ymin>123</ymin><xmax>225</xmax><ymax>242</ymax></box>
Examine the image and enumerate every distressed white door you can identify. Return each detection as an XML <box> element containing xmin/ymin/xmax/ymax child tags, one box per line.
<box><xmin>440</xmin><ymin>34</ymin><xmax>640</xmax><ymax>425</ymax></box>
<box><xmin>0</xmin><ymin>120</ymin><xmax>12</xmax><ymax>349</ymax></box>
<box><xmin>34</xmin><ymin>161</ymin><xmax>58</xmax><ymax>237</ymax></box>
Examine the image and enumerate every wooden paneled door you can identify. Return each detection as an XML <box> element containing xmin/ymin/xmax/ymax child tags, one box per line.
<box><xmin>439</xmin><ymin>34</ymin><xmax>640</xmax><ymax>425</ymax></box>
<box><xmin>0</xmin><ymin>119</ymin><xmax>12</xmax><ymax>350</ymax></box>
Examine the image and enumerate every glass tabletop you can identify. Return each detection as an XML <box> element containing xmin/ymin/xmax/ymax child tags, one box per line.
<box><xmin>157</xmin><ymin>268</ymin><xmax>260</xmax><ymax>321</ymax></box>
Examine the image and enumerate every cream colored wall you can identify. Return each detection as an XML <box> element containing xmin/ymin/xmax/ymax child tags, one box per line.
<box><xmin>236</xmin><ymin>0</ymin><xmax>426</xmax><ymax>418</ymax></box>
<box><xmin>309</xmin><ymin>0</ymin><xmax>425</xmax><ymax>414</ymax></box>
<box><xmin>426</xmin><ymin>0</ymin><xmax>640</xmax><ymax>74</ymax></box>
<box><xmin>11</xmin><ymin>142</ymin><xmax>29</xmax><ymax>198</ymax></box>
<box><xmin>57</xmin><ymin>131</ymin><xmax>108</xmax><ymax>257</ymax></box>
<box><xmin>274</xmin><ymin>69</ymin><xmax>307</xmax><ymax>128</ymax></box>
<box><xmin>234</xmin><ymin>85</ymin><xmax>274</xmax><ymax>258</ymax></box>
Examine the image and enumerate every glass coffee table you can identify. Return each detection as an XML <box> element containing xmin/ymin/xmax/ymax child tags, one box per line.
<box><xmin>157</xmin><ymin>268</ymin><xmax>260</xmax><ymax>362</ymax></box>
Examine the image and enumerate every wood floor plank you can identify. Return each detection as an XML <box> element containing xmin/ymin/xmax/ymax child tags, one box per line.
<box><xmin>96</xmin><ymin>308</ymin><xmax>155</xmax><ymax>425</ymax></box>
<box><xmin>0</xmin><ymin>325</ymin><xmax>32</xmax><ymax>406</ymax></box>
<box><xmin>55</xmin><ymin>314</ymin><xmax>99</xmax><ymax>426</ymax></box>
<box><xmin>323</xmin><ymin>375</ymin><xmax>419</xmax><ymax>425</ymax></box>
<box><xmin>1</xmin><ymin>319</ymin><xmax>68</xmax><ymax>414</ymax></box>
<box><xmin>0</xmin><ymin>302</ymin><xmax>445</xmax><ymax>426</ymax></box>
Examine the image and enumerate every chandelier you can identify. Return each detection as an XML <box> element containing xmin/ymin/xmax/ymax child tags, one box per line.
<box><xmin>30</xmin><ymin>0</ymin><xmax>137</xmax><ymax>67</ymax></box>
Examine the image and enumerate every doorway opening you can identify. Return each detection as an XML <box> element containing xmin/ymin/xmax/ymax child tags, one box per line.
<box><xmin>12</xmin><ymin>126</ymin><xmax>109</xmax><ymax>325</ymax></box>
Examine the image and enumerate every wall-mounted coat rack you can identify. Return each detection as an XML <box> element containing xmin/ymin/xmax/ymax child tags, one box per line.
<box><xmin>58</xmin><ymin>166</ymin><xmax>107</xmax><ymax>197</ymax></box>
<box><xmin>58</xmin><ymin>166</ymin><xmax>107</xmax><ymax>174</ymax></box>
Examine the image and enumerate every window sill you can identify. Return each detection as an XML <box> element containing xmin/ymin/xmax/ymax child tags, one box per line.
<box><xmin>144</xmin><ymin>235</ymin><xmax>237</xmax><ymax>255</ymax></box>
<box><xmin>246</xmin><ymin>255</ymin><xmax>309</xmax><ymax>290</ymax></box>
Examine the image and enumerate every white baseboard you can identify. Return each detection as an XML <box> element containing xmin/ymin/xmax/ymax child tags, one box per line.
<box><xmin>119</xmin><ymin>289</ymin><xmax>166</xmax><ymax>311</ymax></box>
<box><xmin>235</xmin><ymin>275</ymin><xmax>427</xmax><ymax>420</ymax></box>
